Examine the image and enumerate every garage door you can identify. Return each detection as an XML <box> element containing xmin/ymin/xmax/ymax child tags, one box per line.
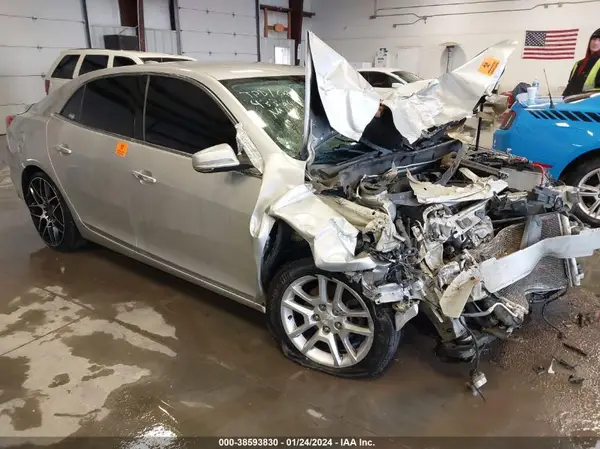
<box><xmin>178</xmin><ymin>0</ymin><xmax>258</xmax><ymax>62</ymax></box>
<box><xmin>0</xmin><ymin>0</ymin><xmax>88</xmax><ymax>134</ymax></box>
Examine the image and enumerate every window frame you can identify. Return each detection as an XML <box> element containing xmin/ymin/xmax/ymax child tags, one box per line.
<box><xmin>54</xmin><ymin>72</ymin><xmax>240</xmax><ymax>159</ymax></box>
<box><xmin>51</xmin><ymin>54</ymin><xmax>82</xmax><ymax>80</ymax></box>
<box><xmin>56</xmin><ymin>73</ymin><xmax>149</xmax><ymax>145</ymax></box>
<box><xmin>59</xmin><ymin>84</ymin><xmax>87</xmax><ymax>122</ymax></box>
<box><xmin>112</xmin><ymin>56</ymin><xmax>138</xmax><ymax>68</ymax></box>
<box><xmin>78</xmin><ymin>54</ymin><xmax>110</xmax><ymax>76</ymax></box>
<box><xmin>141</xmin><ymin>73</ymin><xmax>239</xmax><ymax>158</ymax></box>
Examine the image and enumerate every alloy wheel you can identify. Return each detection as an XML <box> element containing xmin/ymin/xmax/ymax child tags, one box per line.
<box><xmin>280</xmin><ymin>275</ymin><xmax>375</xmax><ymax>368</ymax></box>
<box><xmin>26</xmin><ymin>177</ymin><xmax>65</xmax><ymax>247</ymax></box>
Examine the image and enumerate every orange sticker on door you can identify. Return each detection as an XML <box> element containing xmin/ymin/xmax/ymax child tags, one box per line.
<box><xmin>477</xmin><ymin>57</ymin><xmax>500</xmax><ymax>76</ymax></box>
<box><xmin>115</xmin><ymin>141</ymin><xmax>128</xmax><ymax>157</ymax></box>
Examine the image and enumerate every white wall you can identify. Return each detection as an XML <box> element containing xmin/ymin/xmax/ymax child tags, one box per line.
<box><xmin>179</xmin><ymin>0</ymin><xmax>258</xmax><ymax>62</ymax></box>
<box><xmin>0</xmin><ymin>0</ymin><xmax>87</xmax><ymax>133</ymax></box>
<box><xmin>145</xmin><ymin>0</ymin><xmax>171</xmax><ymax>30</ymax></box>
<box><xmin>87</xmin><ymin>0</ymin><xmax>121</xmax><ymax>26</ymax></box>
<box><xmin>311</xmin><ymin>0</ymin><xmax>600</xmax><ymax>93</ymax></box>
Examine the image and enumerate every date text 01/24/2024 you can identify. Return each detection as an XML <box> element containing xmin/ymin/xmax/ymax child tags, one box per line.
<box><xmin>218</xmin><ymin>438</ymin><xmax>376</xmax><ymax>447</ymax></box>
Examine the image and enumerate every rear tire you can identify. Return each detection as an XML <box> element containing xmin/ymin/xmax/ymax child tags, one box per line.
<box><xmin>267</xmin><ymin>258</ymin><xmax>401</xmax><ymax>378</ymax></box>
<box><xmin>24</xmin><ymin>171</ymin><xmax>86</xmax><ymax>252</ymax></box>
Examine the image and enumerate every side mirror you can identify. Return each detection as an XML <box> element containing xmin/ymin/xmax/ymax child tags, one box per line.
<box><xmin>391</xmin><ymin>82</ymin><xmax>404</xmax><ymax>88</ymax></box>
<box><xmin>192</xmin><ymin>144</ymin><xmax>243</xmax><ymax>173</ymax></box>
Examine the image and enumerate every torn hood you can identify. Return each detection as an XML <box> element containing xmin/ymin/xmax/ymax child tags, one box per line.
<box><xmin>302</xmin><ymin>32</ymin><xmax>517</xmax><ymax>161</ymax></box>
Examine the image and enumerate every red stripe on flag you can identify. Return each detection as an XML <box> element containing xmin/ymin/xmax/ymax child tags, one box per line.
<box><xmin>545</xmin><ymin>29</ymin><xmax>580</xmax><ymax>34</ymax></box>
<box><xmin>524</xmin><ymin>48</ymin><xmax>577</xmax><ymax>52</ymax></box>
<box><xmin>523</xmin><ymin>53</ymin><xmax>576</xmax><ymax>58</ymax></box>
<box><xmin>546</xmin><ymin>36</ymin><xmax>578</xmax><ymax>41</ymax></box>
<box><xmin>523</xmin><ymin>56</ymin><xmax>576</xmax><ymax>60</ymax></box>
<box><xmin>544</xmin><ymin>42</ymin><xmax>577</xmax><ymax>48</ymax></box>
<box><xmin>524</xmin><ymin>50</ymin><xmax>576</xmax><ymax>55</ymax></box>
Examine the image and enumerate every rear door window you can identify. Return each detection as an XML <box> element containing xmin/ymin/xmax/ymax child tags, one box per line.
<box><xmin>51</xmin><ymin>54</ymin><xmax>80</xmax><ymax>79</ymax></box>
<box><xmin>144</xmin><ymin>75</ymin><xmax>237</xmax><ymax>154</ymax></box>
<box><xmin>60</xmin><ymin>86</ymin><xmax>86</xmax><ymax>122</ymax></box>
<box><xmin>79</xmin><ymin>75</ymin><xmax>146</xmax><ymax>139</ymax></box>
<box><xmin>113</xmin><ymin>56</ymin><xmax>137</xmax><ymax>67</ymax></box>
<box><xmin>79</xmin><ymin>55</ymin><xmax>110</xmax><ymax>76</ymax></box>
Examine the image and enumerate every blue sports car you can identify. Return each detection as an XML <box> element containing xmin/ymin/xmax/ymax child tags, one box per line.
<box><xmin>493</xmin><ymin>92</ymin><xmax>600</xmax><ymax>226</ymax></box>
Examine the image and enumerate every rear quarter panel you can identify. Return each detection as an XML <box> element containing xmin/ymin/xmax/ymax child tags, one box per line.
<box><xmin>6</xmin><ymin>84</ymin><xmax>76</xmax><ymax>198</ymax></box>
<box><xmin>6</xmin><ymin>112</ymin><xmax>52</xmax><ymax>198</ymax></box>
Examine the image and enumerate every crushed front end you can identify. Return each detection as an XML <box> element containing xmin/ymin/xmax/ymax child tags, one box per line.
<box><xmin>310</xmin><ymin>140</ymin><xmax>600</xmax><ymax>374</ymax></box>
<box><xmin>259</xmin><ymin>33</ymin><xmax>600</xmax><ymax>385</ymax></box>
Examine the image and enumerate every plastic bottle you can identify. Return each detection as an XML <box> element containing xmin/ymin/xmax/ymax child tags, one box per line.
<box><xmin>528</xmin><ymin>79</ymin><xmax>540</xmax><ymax>104</ymax></box>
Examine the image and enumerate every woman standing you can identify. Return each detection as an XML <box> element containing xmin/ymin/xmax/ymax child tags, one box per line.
<box><xmin>563</xmin><ymin>29</ymin><xmax>600</xmax><ymax>96</ymax></box>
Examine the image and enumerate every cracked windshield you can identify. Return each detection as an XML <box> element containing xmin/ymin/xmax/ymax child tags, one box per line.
<box><xmin>224</xmin><ymin>75</ymin><xmax>369</xmax><ymax>164</ymax></box>
<box><xmin>224</xmin><ymin>76</ymin><xmax>305</xmax><ymax>158</ymax></box>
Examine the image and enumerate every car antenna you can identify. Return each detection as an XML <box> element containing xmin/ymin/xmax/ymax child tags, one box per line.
<box><xmin>543</xmin><ymin>69</ymin><xmax>555</xmax><ymax>108</ymax></box>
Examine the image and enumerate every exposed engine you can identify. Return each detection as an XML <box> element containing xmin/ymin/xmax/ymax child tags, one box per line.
<box><xmin>306</xmin><ymin>134</ymin><xmax>582</xmax><ymax>366</ymax></box>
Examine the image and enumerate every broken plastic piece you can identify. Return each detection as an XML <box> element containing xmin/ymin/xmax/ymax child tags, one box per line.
<box><xmin>468</xmin><ymin>370</ymin><xmax>488</xmax><ymax>398</ymax></box>
<box><xmin>407</xmin><ymin>169</ymin><xmax>508</xmax><ymax>205</ymax></box>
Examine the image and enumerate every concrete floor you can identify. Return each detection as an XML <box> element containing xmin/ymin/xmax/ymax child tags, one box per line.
<box><xmin>2</xmin><ymin>135</ymin><xmax>600</xmax><ymax>441</ymax></box>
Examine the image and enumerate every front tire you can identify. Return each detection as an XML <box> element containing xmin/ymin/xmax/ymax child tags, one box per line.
<box><xmin>267</xmin><ymin>258</ymin><xmax>401</xmax><ymax>378</ymax></box>
<box><xmin>564</xmin><ymin>158</ymin><xmax>600</xmax><ymax>227</ymax></box>
<box><xmin>24</xmin><ymin>171</ymin><xmax>86</xmax><ymax>252</ymax></box>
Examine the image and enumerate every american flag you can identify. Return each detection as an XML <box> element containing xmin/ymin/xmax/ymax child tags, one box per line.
<box><xmin>523</xmin><ymin>29</ymin><xmax>579</xmax><ymax>60</ymax></box>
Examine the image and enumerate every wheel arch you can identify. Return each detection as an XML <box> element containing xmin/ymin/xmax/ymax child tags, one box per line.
<box><xmin>20</xmin><ymin>164</ymin><xmax>48</xmax><ymax>195</ymax></box>
<box><xmin>20</xmin><ymin>164</ymin><xmax>86</xmax><ymax>239</ymax></box>
<box><xmin>260</xmin><ymin>220</ymin><xmax>313</xmax><ymax>294</ymax></box>
<box><xmin>558</xmin><ymin>148</ymin><xmax>600</xmax><ymax>181</ymax></box>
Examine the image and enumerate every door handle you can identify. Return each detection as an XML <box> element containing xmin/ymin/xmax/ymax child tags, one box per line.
<box><xmin>132</xmin><ymin>170</ymin><xmax>156</xmax><ymax>184</ymax></box>
<box><xmin>54</xmin><ymin>144</ymin><xmax>72</xmax><ymax>155</ymax></box>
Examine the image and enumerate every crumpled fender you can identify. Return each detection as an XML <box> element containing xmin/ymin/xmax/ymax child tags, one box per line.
<box><xmin>268</xmin><ymin>184</ymin><xmax>378</xmax><ymax>272</ymax></box>
<box><xmin>249</xmin><ymin>153</ymin><xmax>378</xmax><ymax>297</ymax></box>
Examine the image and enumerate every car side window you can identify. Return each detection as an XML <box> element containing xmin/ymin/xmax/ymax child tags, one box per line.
<box><xmin>52</xmin><ymin>55</ymin><xmax>80</xmax><ymax>79</ymax></box>
<box><xmin>367</xmin><ymin>72</ymin><xmax>394</xmax><ymax>88</ymax></box>
<box><xmin>60</xmin><ymin>86</ymin><xmax>86</xmax><ymax>122</ymax></box>
<box><xmin>360</xmin><ymin>72</ymin><xmax>372</xmax><ymax>84</ymax></box>
<box><xmin>79</xmin><ymin>75</ymin><xmax>146</xmax><ymax>139</ymax></box>
<box><xmin>144</xmin><ymin>75</ymin><xmax>237</xmax><ymax>155</ymax></box>
<box><xmin>79</xmin><ymin>55</ymin><xmax>109</xmax><ymax>76</ymax></box>
<box><xmin>113</xmin><ymin>57</ymin><xmax>136</xmax><ymax>67</ymax></box>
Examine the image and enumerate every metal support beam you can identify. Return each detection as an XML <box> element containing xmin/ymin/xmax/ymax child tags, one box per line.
<box><xmin>80</xmin><ymin>0</ymin><xmax>92</xmax><ymax>48</ymax></box>
<box><xmin>137</xmin><ymin>0</ymin><xmax>146</xmax><ymax>51</ymax></box>
<box><xmin>255</xmin><ymin>0</ymin><xmax>261</xmax><ymax>61</ymax></box>
<box><xmin>173</xmin><ymin>0</ymin><xmax>182</xmax><ymax>55</ymax></box>
<box><xmin>289</xmin><ymin>0</ymin><xmax>304</xmax><ymax>65</ymax></box>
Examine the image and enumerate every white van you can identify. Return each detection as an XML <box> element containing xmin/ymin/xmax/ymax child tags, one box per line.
<box><xmin>45</xmin><ymin>49</ymin><xmax>195</xmax><ymax>94</ymax></box>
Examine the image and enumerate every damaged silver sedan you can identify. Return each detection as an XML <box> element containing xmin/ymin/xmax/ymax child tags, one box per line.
<box><xmin>6</xmin><ymin>32</ymin><xmax>600</xmax><ymax>381</ymax></box>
